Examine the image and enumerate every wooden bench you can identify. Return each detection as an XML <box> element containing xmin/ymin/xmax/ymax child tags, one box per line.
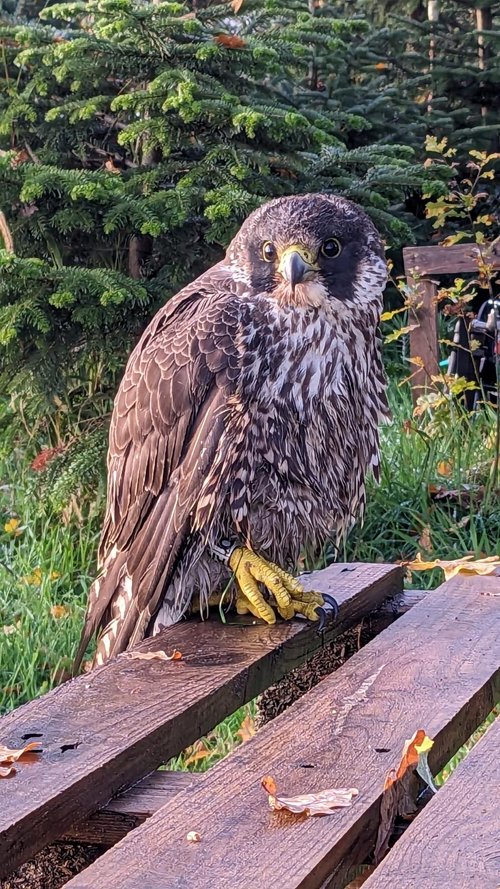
<box><xmin>1</xmin><ymin>561</ymin><xmax>499</xmax><ymax>888</ymax></box>
<box><xmin>362</xmin><ymin>713</ymin><xmax>500</xmax><ymax>889</ymax></box>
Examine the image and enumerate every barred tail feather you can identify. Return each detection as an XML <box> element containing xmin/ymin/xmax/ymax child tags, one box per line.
<box><xmin>73</xmin><ymin>488</ymin><xmax>192</xmax><ymax>673</ymax></box>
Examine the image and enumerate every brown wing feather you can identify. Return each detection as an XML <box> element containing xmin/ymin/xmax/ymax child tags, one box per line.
<box><xmin>74</xmin><ymin>277</ymin><xmax>240</xmax><ymax>671</ymax></box>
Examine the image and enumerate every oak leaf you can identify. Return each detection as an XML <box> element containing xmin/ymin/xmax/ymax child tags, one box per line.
<box><xmin>261</xmin><ymin>775</ymin><xmax>358</xmax><ymax>816</ymax></box>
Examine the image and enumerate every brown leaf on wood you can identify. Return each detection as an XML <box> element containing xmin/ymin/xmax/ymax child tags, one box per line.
<box><xmin>127</xmin><ymin>648</ymin><xmax>182</xmax><ymax>662</ymax></box>
<box><xmin>407</xmin><ymin>553</ymin><xmax>500</xmax><ymax>581</ymax></box>
<box><xmin>374</xmin><ymin>730</ymin><xmax>433</xmax><ymax>863</ymax></box>
<box><xmin>237</xmin><ymin>713</ymin><xmax>256</xmax><ymax>743</ymax></box>
<box><xmin>0</xmin><ymin>741</ymin><xmax>42</xmax><ymax>778</ymax></box>
<box><xmin>261</xmin><ymin>775</ymin><xmax>358</xmax><ymax>816</ymax></box>
<box><xmin>214</xmin><ymin>34</ymin><xmax>246</xmax><ymax>48</ymax></box>
<box><xmin>0</xmin><ymin>741</ymin><xmax>42</xmax><ymax>763</ymax></box>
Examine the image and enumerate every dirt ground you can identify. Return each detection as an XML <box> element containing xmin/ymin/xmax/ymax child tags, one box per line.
<box><xmin>1</xmin><ymin>842</ymin><xmax>104</xmax><ymax>889</ymax></box>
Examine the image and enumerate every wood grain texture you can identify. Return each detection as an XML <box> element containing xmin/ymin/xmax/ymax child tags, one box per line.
<box><xmin>68</xmin><ymin>589</ymin><xmax>428</xmax><ymax>847</ymax></box>
<box><xmin>0</xmin><ymin>562</ymin><xmax>402</xmax><ymax>877</ymax></box>
<box><xmin>362</xmin><ymin>715</ymin><xmax>500</xmax><ymax>889</ymax></box>
<box><xmin>407</xmin><ymin>277</ymin><xmax>439</xmax><ymax>397</ymax></box>
<box><xmin>403</xmin><ymin>242</ymin><xmax>500</xmax><ymax>276</ymax></box>
<box><xmin>64</xmin><ymin>772</ymin><xmax>201</xmax><ymax>845</ymax></box>
<box><xmin>62</xmin><ymin>573</ymin><xmax>500</xmax><ymax>889</ymax></box>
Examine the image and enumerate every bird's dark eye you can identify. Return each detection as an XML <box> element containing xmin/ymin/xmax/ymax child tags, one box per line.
<box><xmin>261</xmin><ymin>241</ymin><xmax>276</xmax><ymax>263</ymax></box>
<box><xmin>321</xmin><ymin>238</ymin><xmax>342</xmax><ymax>259</ymax></box>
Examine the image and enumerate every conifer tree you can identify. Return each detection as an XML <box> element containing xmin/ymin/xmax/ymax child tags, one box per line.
<box><xmin>333</xmin><ymin>0</ymin><xmax>500</xmax><ymax>154</ymax></box>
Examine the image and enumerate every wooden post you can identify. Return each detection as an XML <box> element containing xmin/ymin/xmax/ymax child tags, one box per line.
<box><xmin>402</xmin><ymin>242</ymin><xmax>500</xmax><ymax>405</ymax></box>
<box><xmin>406</xmin><ymin>275</ymin><xmax>439</xmax><ymax>402</ymax></box>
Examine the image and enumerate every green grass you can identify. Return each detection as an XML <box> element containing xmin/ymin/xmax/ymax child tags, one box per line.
<box><xmin>1</xmin><ymin>382</ymin><xmax>498</xmax><ymax>776</ymax></box>
<box><xmin>0</xmin><ymin>461</ymin><xmax>97</xmax><ymax>712</ymax></box>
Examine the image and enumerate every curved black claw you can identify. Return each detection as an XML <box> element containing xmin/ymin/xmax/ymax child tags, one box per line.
<box><xmin>315</xmin><ymin>594</ymin><xmax>339</xmax><ymax>632</ymax></box>
<box><xmin>322</xmin><ymin>593</ymin><xmax>339</xmax><ymax>618</ymax></box>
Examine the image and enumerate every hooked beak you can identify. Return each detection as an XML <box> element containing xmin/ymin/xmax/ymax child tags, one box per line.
<box><xmin>278</xmin><ymin>245</ymin><xmax>316</xmax><ymax>291</ymax></box>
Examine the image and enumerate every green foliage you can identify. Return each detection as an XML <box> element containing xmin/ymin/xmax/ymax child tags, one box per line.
<box><xmin>342</xmin><ymin>382</ymin><xmax>499</xmax><ymax>569</ymax></box>
<box><xmin>326</xmin><ymin>1</ymin><xmax>500</xmax><ymax>153</ymax></box>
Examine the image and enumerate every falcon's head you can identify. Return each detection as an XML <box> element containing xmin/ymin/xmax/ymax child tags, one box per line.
<box><xmin>226</xmin><ymin>193</ymin><xmax>387</xmax><ymax>310</ymax></box>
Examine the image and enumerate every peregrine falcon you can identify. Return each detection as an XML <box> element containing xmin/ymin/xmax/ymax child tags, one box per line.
<box><xmin>75</xmin><ymin>193</ymin><xmax>389</xmax><ymax>670</ymax></box>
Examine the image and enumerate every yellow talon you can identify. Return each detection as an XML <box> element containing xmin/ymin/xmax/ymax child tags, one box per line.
<box><xmin>228</xmin><ymin>546</ymin><xmax>324</xmax><ymax>624</ymax></box>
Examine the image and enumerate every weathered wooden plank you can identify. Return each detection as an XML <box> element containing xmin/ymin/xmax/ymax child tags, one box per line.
<box><xmin>403</xmin><ymin>241</ymin><xmax>500</xmax><ymax>276</ymax></box>
<box><xmin>0</xmin><ymin>562</ymin><xmax>402</xmax><ymax>877</ymax></box>
<box><xmin>406</xmin><ymin>276</ymin><xmax>439</xmax><ymax>398</ymax></box>
<box><xmin>64</xmin><ymin>772</ymin><xmax>201</xmax><ymax>846</ymax></box>
<box><xmin>362</xmin><ymin>715</ymin><xmax>500</xmax><ymax>889</ymax></box>
<box><xmin>67</xmin><ymin>589</ymin><xmax>428</xmax><ymax>848</ymax></box>
<box><xmin>62</xmin><ymin>573</ymin><xmax>500</xmax><ymax>889</ymax></box>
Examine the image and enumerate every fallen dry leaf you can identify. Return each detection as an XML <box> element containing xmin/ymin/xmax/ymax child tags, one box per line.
<box><xmin>186</xmin><ymin>831</ymin><xmax>201</xmax><ymax>843</ymax></box>
<box><xmin>231</xmin><ymin>0</ymin><xmax>244</xmax><ymax>10</ymax></box>
<box><xmin>127</xmin><ymin>648</ymin><xmax>183</xmax><ymax>662</ymax></box>
<box><xmin>214</xmin><ymin>34</ymin><xmax>246</xmax><ymax>48</ymax></box>
<box><xmin>406</xmin><ymin>553</ymin><xmax>500</xmax><ymax>581</ymax></box>
<box><xmin>50</xmin><ymin>604</ymin><xmax>70</xmax><ymax>619</ymax></box>
<box><xmin>374</xmin><ymin>730</ymin><xmax>434</xmax><ymax>863</ymax></box>
<box><xmin>237</xmin><ymin>713</ymin><xmax>256</xmax><ymax>743</ymax></box>
<box><xmin>261</xmin><ymin>775</ymin><xmax>358</xmax><ymax>816</ymax></box>
<box><xmin>0</xmin><ymin>740</ymin><xmax>42</xmax><ymax>778</ymax></box>
<box><xmin>0</xmin><ymin>741</ymin><xmax>42</xmax><ymax>763</ymax></box>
